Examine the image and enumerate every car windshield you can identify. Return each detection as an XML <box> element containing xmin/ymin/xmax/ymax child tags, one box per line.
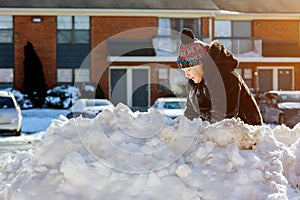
<box><xmin>86</xmin><ymin>101</ymin><xmax>110</xmax><ymax>107</ymax></box>
<box><xmin>0</xmin><ymin>97</ymin><xmax>15</xmax><ymax>108</ymax></box>
<box><xmin>163</xmin><ymin>102</ymin><xmax>186</xmax><ymax>109</ymax></box>
<box><xmin>279</xmin><ymin>93</ymin><xmax>300</xmax><ymax>102</ymax></box>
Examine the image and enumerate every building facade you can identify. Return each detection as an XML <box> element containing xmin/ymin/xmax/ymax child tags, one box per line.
<box><xmin>1</xmin><ymin>5</ymin><xmax>300</xmax><ymax>109</ymax></box>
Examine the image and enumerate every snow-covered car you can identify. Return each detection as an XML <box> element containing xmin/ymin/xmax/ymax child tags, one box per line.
<box><xmin>259</xmin><ymin>90</ymin><xmax>300</xmax><ymax>127</ymax></box>
<box><xmin>150</xmin><ymin>97</ymin><xmax>187</xmax><ymax>119</ymax></box>
<box><xmin>0</xmin><ymin>91</ymin><xmax>22</xmax><ymax>136</ymax></box>
<box><xmin>66</xmin><ymin>99</ymin><xmax>114</xmax><ymax>119</ymax></box>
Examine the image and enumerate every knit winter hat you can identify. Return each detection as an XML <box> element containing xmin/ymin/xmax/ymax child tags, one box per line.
<box><xmin>176</xmin><ymin>28</ymin><xmax>209</xmax><ymax>69</ymax></box>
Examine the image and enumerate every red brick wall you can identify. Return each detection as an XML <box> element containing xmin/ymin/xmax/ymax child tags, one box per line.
<box><xmin>90</xmin><ymin>16</ymin><xmax>157</xmax><ymax>99</ymax></box>
<box><xmin>14</xmin><ymin>16</ymin><xmax>57</xmax><ymax>92</ymax></box>
<box><xmin>201</xmin><ymin>17</ymin><xmax>211</xmax><ymax>38</ymax></box>
<box><xmin>242</xmin><ymin>20</ymin><xmax>300</xmax><ymax>90</ymax></box>
<box><xmin>253</xmin><ymin>20</ymin><xmax>300</xmax><ymax>41</ymax></box>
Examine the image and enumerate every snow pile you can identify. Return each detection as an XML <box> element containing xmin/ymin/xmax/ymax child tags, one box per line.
<box><xmin>1</xmin><ymin>103</ymin><xmax>300</xmax><ymax>200</ymax></box>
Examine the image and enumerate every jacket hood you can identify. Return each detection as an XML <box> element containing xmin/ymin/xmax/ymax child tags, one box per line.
<box><xmin>206</xmin><ymin>40</ymin><xmax>239</xmax><ymax>72</ymax></box>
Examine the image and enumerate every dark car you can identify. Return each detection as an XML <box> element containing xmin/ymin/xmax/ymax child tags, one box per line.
<box><xmin>259</xmin><ymin>90</ymin><xmax>300</xmax><ymax>128</ymax></box>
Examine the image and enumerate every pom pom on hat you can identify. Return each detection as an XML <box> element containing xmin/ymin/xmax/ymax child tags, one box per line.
<box><xmin>180</xmin><ymin>28</ymin><xmax>195</xmax><ymax>44</ymax></box>
<box><xmin>177</xmin><ymin>28</ymin><xmax>209</xmax><ymax>69</ymax></box>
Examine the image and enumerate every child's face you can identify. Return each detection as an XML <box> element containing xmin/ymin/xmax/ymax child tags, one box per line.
<box><xmin>182</xmin><ymin>63</ymin><xmax>204</xmax><ymax>84</ymax></box>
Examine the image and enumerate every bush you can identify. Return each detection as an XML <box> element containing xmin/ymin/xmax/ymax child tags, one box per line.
<box><xmin>45</xmin><ymin>85</ymin><xmax>81</xmax><ymax>109</ymax></box>
<box><xmin>45</xmin><ymin>84</ymin><xmax>96</xmax><ymax>109</ymax></box>
<box><xmin>2</xmin><ymin>88</ymin><xmax>33</xmax><ymax>109</ymax></box>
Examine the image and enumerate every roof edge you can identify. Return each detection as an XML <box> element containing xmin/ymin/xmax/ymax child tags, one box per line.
<box><xmin>0</xmin><ymin>8</ymin><xmax>218</xmax><ymax>17</ymax></box>
<box><xmin>216</xmin><ymin>10</ymin><xmax>300</xmax><ymax>20</ymax></box>
<box><xmin>2</xmin><ymin>8</ymin><xmax>300</xmax><ymax>19</ymax></box>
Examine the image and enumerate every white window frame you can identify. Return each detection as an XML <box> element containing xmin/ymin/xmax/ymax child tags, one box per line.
<box><xmin>109</xmin><ymin>66</ymin><xmax>150</xmax><ymax>107</ymax></box>
<box><xmin>57</xmin><ymin>68</ymin><xmax>90</xmax><ymax>84</ymax></box>
<box><xmin>257</xmin><ymin>66</ymin><xmax>294</xmax><ymax>90</ymax></box>
<box><xmin>0</xmin><ymin>15</ymin><xmax>13</xmax><ymax>43</ymax></box>
<box><xmin>57</xmin><ymin>15</ymin><xmax>90</xmax><ymax>44</ymax></box>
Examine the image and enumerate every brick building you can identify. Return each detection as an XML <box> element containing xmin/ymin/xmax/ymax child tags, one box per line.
<box><xmin>1</xmin><ymin>0</ymin><xmax>300</xmax><ymax>109</ymax></box>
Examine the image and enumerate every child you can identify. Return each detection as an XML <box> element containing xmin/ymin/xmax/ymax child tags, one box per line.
<box><xmin>177</xmin><ymin>28</ymin><xmax>262</xmax><ymax>125</ymax></box>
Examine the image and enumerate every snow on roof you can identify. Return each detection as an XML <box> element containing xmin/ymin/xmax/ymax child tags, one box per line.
<box><xmin>214</xmin><ymin>0</ymin><xmax>300</xmax><ymax>14</ymax></box>
<box><xmin>1</xmin><ymin>102</ymin><xmax>300</xmax><ymax>199</ymax></box>
<box><xmin>0</xmin><ymin>0</ymin><xmax>218</xmax><ymax>10</ymax></box>
<box><xmin>1</xmin><ymin>0</ymin><xmax>300</xmax><ymax>14</ymax></box>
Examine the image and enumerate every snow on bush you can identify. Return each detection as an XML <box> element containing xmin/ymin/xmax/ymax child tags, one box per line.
<box><xmin>0</xmin><ymin>103</ymin><xmax>300</xmax><ymax>200</ymax></box>
<box><xmin>2</xmin><ymin>88</ymin><xmax>33</xmax><ymax>109</ymax></box>
<box><xmin>45</xmin><ymin>85</ymin><xmax>81</xmax><ymax>109</ymax></box>
<box><xmin>45</xmin><ymin>84</ymin><xmax>96</xmax><ymax>109</ymax></box>
<box><xmin>2</xmin><ymin>84</ymin><xmax>97</xmax><ymax>109</ymax></box>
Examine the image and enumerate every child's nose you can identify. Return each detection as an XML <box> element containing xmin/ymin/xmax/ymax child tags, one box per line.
<box><xmin>184</xmin><ymin>71</ymin><xmax>190</xmax><ymax>78</ymax></box>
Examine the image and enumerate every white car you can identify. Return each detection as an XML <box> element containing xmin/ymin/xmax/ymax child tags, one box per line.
<box><xmin>151</xmin><ymin>97</ymin><xmax>187</xmax><ymax>119</ymax></box>
<box><xmin>0</xmin><ymin>91</ymin><xmax>22</xmax><ymax>136</ymax></box>
<box><xmin>67</xmin><ymin>99</ymin><xmax>114</xmax><ymax>118</ymax></box>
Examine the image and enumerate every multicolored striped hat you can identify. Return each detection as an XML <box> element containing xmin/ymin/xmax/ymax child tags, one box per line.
<box><xmin>176</xmin><ymin>28</ymin><xmax>209</xmax><ymax>69</ymax></box>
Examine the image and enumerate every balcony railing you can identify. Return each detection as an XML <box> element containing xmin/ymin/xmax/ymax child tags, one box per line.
<box><xmin>152</xmin><ymin>35</ymin><xmax>210</xmax><ymax>56</ymax></box>
<box><xmin>152</xmin><ymin>35</ymin><xmax>181</xmax><ymax>56</ymax></box>
<box><xmin>153</xmin><ymin>36</ymin><xmax>262</xmax><ymax>57</ymax></box>
<box><xmin>214</xmin><ymin>37</ymin><xmax>262</xmax><ymax>57</ymax></box>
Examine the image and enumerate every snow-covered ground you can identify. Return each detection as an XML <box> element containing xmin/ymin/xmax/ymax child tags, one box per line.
<box><xmin>21</xmin><ymin>108</ymin><xmax>69</xmax><ymax>134</ymax></box>
<box><xmin>0</xmin><ymin>108</ymin><xmax>69</xmax><ymax>153</ymax></box>
<box><xmin>0</xmin><ymin>104</ymin><xmax>300</xmax><ymax>200</ymax></box>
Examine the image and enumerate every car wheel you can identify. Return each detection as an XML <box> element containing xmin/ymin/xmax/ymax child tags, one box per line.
<box><xmin>279</xmin><ymin>114</ymin><xmax>285</xmax><ymax>125</ymax></box>
<box><xmin>15</xmin><ymin>129</ymin><xmax>21</xmax><ymax>136</ymax></box>
<box><xmin>66</xmin><ymin>112</ymin><xmax>73</xmax><ymax>119</ymax></box>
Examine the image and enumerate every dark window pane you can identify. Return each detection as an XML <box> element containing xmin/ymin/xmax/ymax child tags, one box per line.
<box><xmin>74</xmin><ymin>30</ymin><xmax>89</xmax><ymax>44</ymax></box>
<box><xmin>57</xmin><ymin>44</ymin><xmax>90</xmax><ymax>68</ymax></box>
<box><xmin>232</xmin><ymin>21</ymin><xmax>251</xmax><ymax>37</ymax></box>
<box><xmin>0</xmin><ymin>44</ymin><xmax>14</xmax><ymax>67</ymax></box>
<box><xmin>171</xmin><ymin>18</ymin><xmax>201</xmax><ymax>37</ymax></box>
<box><xmin>182</xmin><ymin>18</ymin><xmax>200</xmax><ymax>37</ymax></box>
<box><xmin>57</xmin><ymin>30</ymin><xmax>72</xmax><ymax>43</ymax></box>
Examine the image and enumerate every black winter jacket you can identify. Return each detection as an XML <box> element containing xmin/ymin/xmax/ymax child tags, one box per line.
<box><xmin>184</xmin><ymin>40</ymin><xmax>263</xmax><ymax>125</ymax></box>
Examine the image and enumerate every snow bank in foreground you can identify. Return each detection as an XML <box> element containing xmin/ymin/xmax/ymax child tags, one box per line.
<box><xmin>1</xmin><ymin>103</ymin><xmax>300</xmax><ymax>200</ymax></box>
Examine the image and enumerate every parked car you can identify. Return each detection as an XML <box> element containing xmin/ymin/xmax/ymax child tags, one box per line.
<box><xmin>0</xmin><ymin>91</ymin><xmax>22</xmax><ymax>136</ymax></box>
<box><xmin>259</xmin><ymin>90</ymin><xmax>300</xmax><ymax>127</ymax></box>
<box><xmin>150</xmin><ymin>97</ymin><xmax>187</xmax><ymax>119</ymax></box>
<box><xmin>66</xmin><ymin>99</ymin><xmax>114</xmax><ymax>119</ymax></box>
